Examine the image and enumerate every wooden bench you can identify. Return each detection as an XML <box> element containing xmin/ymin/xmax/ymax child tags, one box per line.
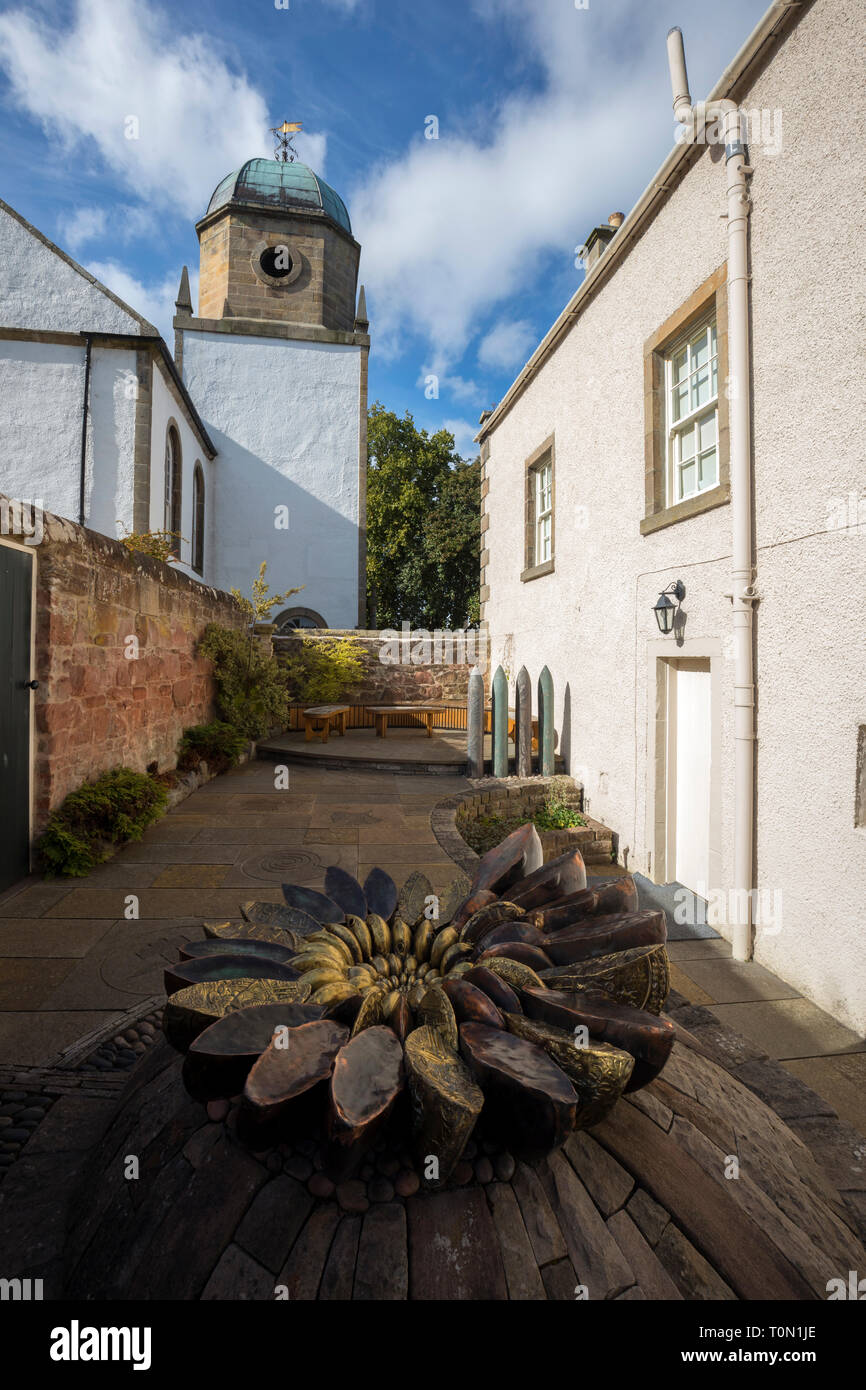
<box><xmin>367</xmin><ymin>705</ymin><xmax>436</xmax><ymax>739</ymax></box>
<box><xmin>303</xmin><ymin>705</ymin><xmax>350</xmax><ymax>743</ymax></box>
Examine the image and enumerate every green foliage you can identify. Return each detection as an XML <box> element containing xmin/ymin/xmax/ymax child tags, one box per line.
<box><xmin>279</xmin><ymin>635</ymin><xmax>365</xmax><ymax>705</ymax></box>
<box><xmin>458</xmin><ymin>791</ymin><xmax>586</xmax><ymax>855</ymax></box>
<box><xmin>177</xmin><ymin>721</ymin><xmax>247</xmax><ymax>775</ymax></box>
<box><xmin>199</xmin><ymin>623</ymin><xmax>291</xmax><ymax>739</ymax></box>
<box><xmin>39</xmin><ymin>767</ymin><xmax>168</xmax><ymax>877</ymax></box>
<box><xmin>533</xmin><ymin>789</ymin><xmax>585</xmax><ymax>831</ymax></box>
<box><xmin>366</xmin><ymin>403</ymin><xmax>480</xmax><ymax>628</ymax></box>
<box><xmin>231</xmin><ymin>561</ymin><xmax>303</xmax><ymax>623</ymax></box>
<box><xmin>117</xmin><ymin>525</ymin><xmax>184</xmax><ymax>563</ymax></box>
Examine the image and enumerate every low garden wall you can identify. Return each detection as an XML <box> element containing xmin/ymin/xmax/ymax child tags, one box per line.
<box><xmin>432</xmin><ymin>775</ymin><xmax>616</xmax><ymax>874</ymax></box>
<box><xmin>33</xmin><ymin>509</ymin><xmax>246</xmax><ymax>829</ymax></box>
<box><xmin>275</xmin><ymin>629</ymin><xmax>482</xmax><ymax>710</ymax></box>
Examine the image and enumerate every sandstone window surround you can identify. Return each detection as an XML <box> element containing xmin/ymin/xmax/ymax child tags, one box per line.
<box><xmin>641</xmin><ymin>264</ymin><xmax>731</xmax><ymax>535</ymax></box>
<box><xmin>521</xmin><ymin>435</ymin><xmax>555</xmax><ymax>583</ymax></box>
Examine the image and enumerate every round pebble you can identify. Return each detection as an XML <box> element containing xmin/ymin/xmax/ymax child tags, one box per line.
<box><xmin>360</xmin><ymin>1162</ymin><xmax>375</xmax><ymax>1181</ymax></box>
<box><xmin>453</xmin><ymin>1161</ymin><xmax>474</xmax><ymax>1186</ymax></box>
<box><xmin>0</xmin><ymin>1154</ymin><xmax>15</xmax><ymax>1167</ymax></box>
<box><xmin>377</xmin><ymin>1155</ymin><xmax>400</xmax><ymax>1177</ymax></box>
<box><xmin>493</xmin><ymin>1151</ymin><xmax>516</xmax><ymax>1182</ymax></box>
<box><xmin>1</xmin><ymin>1092</ymin><xmax>28</xmax><ymax>1102</ymax></box>
<box><xmin>295</xmin><ymin>1137</ymin><xmax>317</xmax><ymax>1158</ymax></box>
<box><xmin>474</xmin><ymin>1157</ymin><xmax>494</xmax><ymax>1184</ymax></box>
<box><xmin>284</xmin><ymin>1154</ymin><xmax>313</xmax><ymax>1182</ymax></box>
<box><xmin>0</xmin><ymin>1117</ymin><xmax>13</xmax><ymax>1128</ymax></box>
<box><xmin>0</xmin><ymin>1105</ymin><xmax>22</xmax><ymax>1118</ymax></box>
<box><xmin>3</xmin><ymin>1129</ymin><xmax>30</xmax><ymax>1143</ymax></box>
<box><xmin>463</xmin><ymin>1139</ymin><xmax>477</xmax><ymax>1161</ymax></box>
<box><xmin>206</xmin><ymin>1099</ymin><xmax>229</xmax><ymax>1123</ymax></box>
<box><xmin>395</xmin><ymin>1169</ymin><xmax>420</xmax><ymax>1198</ymax></box>
<box><xmin>308</xmin><ymin>1173</ymin><xmax>335</xmax><ymax>1199</ymax></box>
<box><xmin>336</xmin><ymin>1180</ymin><xmax>369</xmax><ymax>1214</ymax></box>
<box><xmin>266</xmin><ymin>1152</ymin><xmax>283</xmax><ymax>1174</ymax></box>
<box><xmin>368</xmin><ymin>1177</ymin><xmax>394</xmax><ymax>1203</ymax></box>
<box><xmin>482</xmin><ymin>1139</ymin><xmax>500</xmax><ymax>1155</ymax></box>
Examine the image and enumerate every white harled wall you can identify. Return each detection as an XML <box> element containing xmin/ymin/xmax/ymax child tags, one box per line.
<box><xmin>482</xmin><ymin>0</ymin><xmax>866</xmax><ymax>1033</ymax></box>
<box><xmin>180</xmin><ymin>330</ymin><xmax>361</xmax><ymax>624</ymax></box>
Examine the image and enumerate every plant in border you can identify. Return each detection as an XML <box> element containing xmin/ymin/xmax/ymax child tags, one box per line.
<box><xmin>39</xmin><ymin>767</ymin><xmax>168</xmax><ymax>877</ymax></box>
<box><xmin>117</xmin><ymin>523</ymin><xmax>185</xmax><ymax>564</ymax></box>
<box><xmin>177</xmin><ymin>722</ymin><xmax>247</xmax><ymax>776</ymax></box>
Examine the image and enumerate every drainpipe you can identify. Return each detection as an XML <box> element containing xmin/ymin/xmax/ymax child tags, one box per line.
<box><xmin>78</xmin><ymin>333</ymin><xmax>93</xmax><ymax>525</ymax></box>
<box><xmin>667</xmin><ymin>27</ymin><xmax>757</xmax><ymax>961</ymax></box>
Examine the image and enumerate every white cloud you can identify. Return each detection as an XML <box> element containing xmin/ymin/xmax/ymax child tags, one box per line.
<box><xmin>353</xmin><ymin>0</ymin><xmax>767</xmax><ymax>373</ymax></box>
<box><xmin>478</xmin><ymin>318</ymin><xmax>535</xmax><ymax>371</ymax></box>
<box><xmin>0</xmin><ymin>0</ymin><xmax>326</xmax><ymax>220</ymax></box>
<box><xmin>86</xmin><ymin>260</ymin><xmax>199</xmax><ymax>344</ymax></box>
<box><xmin>443</xmin><ymin>418</ymin><xmax>480</xmax><ymax>459</ymax></box>
<box><xmin>61</xmin><ymin>206</ymin><xmax>107</xmax><ymax>251</ymax></box>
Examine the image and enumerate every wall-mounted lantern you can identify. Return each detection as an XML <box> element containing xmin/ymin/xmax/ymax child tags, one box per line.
<box><xmin>652</xmin><ymin>579</ymin><xmax>685</xmax><ymax>635</ymax></box>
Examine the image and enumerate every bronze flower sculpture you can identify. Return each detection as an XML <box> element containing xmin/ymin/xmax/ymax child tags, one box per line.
<box><xmin>164</xmin><ymin>823</ymin><xmax>673</xmax><ymax>1183</ymax></box>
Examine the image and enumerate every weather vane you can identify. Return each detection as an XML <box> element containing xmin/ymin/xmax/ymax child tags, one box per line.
<box><xmin>270</xmin><ymin>120</ymin><xmax>303</xmax><ymax>163</ymax></box>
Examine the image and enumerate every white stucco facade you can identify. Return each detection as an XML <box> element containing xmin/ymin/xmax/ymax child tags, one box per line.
<box><xmin>180</xmin><ymin>330</ymin><xmax>363</xmax><ymax>626</ymax></box>
<box><xmin>148</xmin><ymin>359</ymin><xmax>215</xmax><ymax>582</ymax></box>
<box><xmin>480</xmin><ymin>0</ymin><xmax>866</xmax><ymax>1033</ymax></box>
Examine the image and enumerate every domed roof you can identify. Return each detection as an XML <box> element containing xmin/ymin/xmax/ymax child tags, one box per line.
<box><xmin>206</xmin><ymin>158</ymin><xmax>352</xmax><ymax>234</ymax></box>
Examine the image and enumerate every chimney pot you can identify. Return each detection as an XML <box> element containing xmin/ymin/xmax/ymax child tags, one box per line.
<box><xmin>608</xmin><ymin>212</ymin><xmax>625</xmax><ymax>228</ymax></box>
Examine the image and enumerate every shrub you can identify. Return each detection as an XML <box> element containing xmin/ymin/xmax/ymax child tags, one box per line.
<box><xmin>198</xmin><ymin>624</ymin><xmax>291</xmax><ymax>739</ymax></box>
<box><xmin>177</xmin><ymin>721</ymin><xmax>247</xmax><ymax>775</ymax></box>
<box><xmin>39</xmin><ymin>767</ymin><xmax>168</xmax><ymax>877</ymax></box>
<box><xmin>279</xmin><ymin>634</ymin><xmax>365</xmax><ymax>705</ymax></box>
<box><xmin>533</xmin><ymin>788</ymin><xmax>585</xmax><ymax>832</ymax></box>
<box><xmin>117</xmin><ymin>525</ymin><xmax>184</xmax><ymax>563</ymax></box>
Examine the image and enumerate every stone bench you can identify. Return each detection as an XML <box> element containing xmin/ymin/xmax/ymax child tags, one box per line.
<box><xmin>303</xmin><ymin>705</ymin><xmax>350</xmax><ymax>743</ymax></box>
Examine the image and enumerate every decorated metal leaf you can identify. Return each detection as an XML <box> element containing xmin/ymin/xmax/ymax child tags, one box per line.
<box><xmin>541</xmin><ymin>909</ymin><xmax>666</xmax><ymax>965</ymax></box>
<box><xmin>459</xmin><ymin>1021</ymin><xmax>578</xmax><ymax>1155</ymax></box>
<box><xmin>520</xmin><ymin>987</ymin><xmax>676</xmax><ymax>1092</ymax></box>
<box><xmin>507</xmin><ymin>849</ymin><xmax>587</xmax><ymax>909</ymax></box>
<box><xmin>324</xmin><ymin>866</ymin><xmax>367</xmax><ymax>920</ymax></box>
<box><xmin>163</xmin><ymin>977</ymin><xmax>311</xmax><ymax>1052</ymax></box>
<box><xmin>240</xmin><ymin>902</ymin><xmax>315</xmax><ymax>932</ymax></box>
<box><xmin>504</xmin><ymin>1013</ymin><xmax>634</xmax><ymax>1127</ymax></box>
<box><xmin>459</xmin><ymin>900</ymin><xmax>524</xmax><ymax>944</ymax></box>
<box><xmin>481</xmin><ymin>956</ymin><xmax>546</xmax><ymax>992</ymax></box>
<box><xmin>404</xmin><ymin>1025</ymin><xmax>483</xmax><ymax>1183</ymax></box>
<box><xmin>451</xmin><ymin>889</ymin><xmax>498</xmax><ymax>933</ymax></box>
<box><xmin>164</xmin><ymin>954</ymin><xmax>300</xmax><ymax>998</ymax></box>
<box><xmin>204</xmin><ymin>919</ymin><xmax>299</xmax><ymax>950</ymax></box>
<box><xmin>534</xmin><ymin>876</ymin><xmax>639</xmax><ymax>931</ymax></box>
<box><xmin>179</xmin><ymin>938</ymin><xmax>297</xmax><ymax>966</ymax></box>
<box><xmin>435</xmin><ymin>873</ymin><xmax>472</xmax><ymax>927</ymax></box>
<box><xmin>470</xmin><ymin>822</ymin><xmax>543</xmax><ymax>896</ymax></box>
<box><xmin>325</xmin><ymin>1025</ymin><xmax>405</xmax><ymax>1180</ymax></box>
<box><xmin>540</xmin><ymin>943</ymin><xmax>670</xmax><ymax>1014</ymax></box>
<box><xmin>475</xmin><ymin>919</ymin><xmax>548</xmax><ymax>953</ymax></box>
<box><xmin>478</xmin><ymin>941</ymin><xmax>554</xmax><ymax>973</ymax></box>
<box><xmin>363</xmin><ymin>867</ymin><xmax>398</xmax><ymax>922</ymax></box>
<box><xmin>442</xmin><ymin>977</ymin><xmax>505</xmax><ymax>1030</ymax></box>
<box><xmin>463</xmin><ymin>965</ymin><xmax>522</xmax><ymax>1016</ymax></box>
<box><xmin>190</xmin><ymin>1003</ymin><xmax>326</xmax><ymax>1059</ymax></box>
<box><xmin>418</xmin><ymin>984</ymin><xmax>459</xmax><ymax>1051</ymax></box>
<box><xmin>396</xmin><ymin>870</ymin><xmax>434</xmax><ymax>927</ymax></box>
<box><xmin>280</xmin><ymin>884</ymin><xmax>345</xmax><ymax>924</ymax></box>
<box><xmin>182</xmin><ymin>1002</ymin><xmax>326</xmax><ymax>1102</ymax></box>
<box><xmin>244</xmin><ymin>1019</ymin><xmax>349</xmax><ymax>1121</ymax></box>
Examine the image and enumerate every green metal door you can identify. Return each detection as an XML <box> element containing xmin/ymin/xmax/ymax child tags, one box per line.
<box><xmin>0</xmin><ymin>545</ymin><xmax>33</xmax><ymax>892</ymax></box>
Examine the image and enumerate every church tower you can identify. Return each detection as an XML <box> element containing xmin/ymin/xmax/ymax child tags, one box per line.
<box><xmin>174</xmin><ymin>132</ymin><xmax>369</xmax><ymax>629</ymax></box>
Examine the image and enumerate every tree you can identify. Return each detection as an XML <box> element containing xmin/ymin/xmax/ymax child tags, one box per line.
<box><xmin>366</xmin><ymin>403</ymin><xmax>480</xmax><ymax>629</ymax></box>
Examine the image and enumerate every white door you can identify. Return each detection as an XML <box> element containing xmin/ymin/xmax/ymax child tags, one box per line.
<box><xmin>670</xmin><ymin>661</ymin><xmax>711</xmax><ymax>893</ymax></box>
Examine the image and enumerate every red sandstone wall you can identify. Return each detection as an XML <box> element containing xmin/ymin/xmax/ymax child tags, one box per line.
<box><xmin>32</xmin><ymin>511</ymin><xmax>246</xmax><ymax>830</ymax></box>
<box><xmin>275</xmin><ymin>629</ymin><xmax>486</xmax><ymax>706</ymax></box>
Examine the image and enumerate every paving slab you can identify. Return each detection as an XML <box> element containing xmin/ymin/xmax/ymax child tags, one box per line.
<box><xmin>708</xmin><ymin>998</ymin><xmax>866</xmax><ymax>1061</ymax></box>
<box><xmin>782</xmin><ymin>1057</ymin><xmax>866</xmax><ymax>1138</ymax></box>
<box><xmin>0</xmin><ymin>1011</ymin><xmax>121</xmax><ymax>1065</ymax></box>
<box><xmin>0</xmin><ymin>959</ymin><xmax>80</xmax><ymax>1009</ymax></box>
<box><xmin>0</xmin><ymin>919</ymin><xmax>116</xmax><ymax>958</ymax></box>
<box><xmin>679</xmin><ymin>958</ymin><xmax>801</xmax><ymax>1003</ymax></box>
<box><xmin>665</xmin><ymin>938</ymin><xmax>734</xmax><ymax>962</ymax></box>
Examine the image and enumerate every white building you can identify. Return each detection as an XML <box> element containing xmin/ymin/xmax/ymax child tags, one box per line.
<box><xmin>0</xmin><ymin>154</ymin><xmax>369</xmax><ymax>625</ymax></box>
<box><xmin>477</xmin><ymin>0</ymin><xmax>866</xmax><ymax>1033</ymax></box>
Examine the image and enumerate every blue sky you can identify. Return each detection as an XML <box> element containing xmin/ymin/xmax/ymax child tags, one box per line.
<box><xmin>0</xmin><ymin>0</ymin><xmax>769</xmax><ymax>457</ymax></box>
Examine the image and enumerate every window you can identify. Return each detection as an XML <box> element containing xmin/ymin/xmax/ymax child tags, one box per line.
<box><xmin>274</xmin><ymin>607</ymin><xmax>327</xmax><ymax>632</ymax></box>
<box><xmin>522</xmin><ymin>437</ymin><xmax>555</xmax><ymax>581</ymax></box>
<box><xmin>164</xmin><ymin>425</ymin><xmax>182</xmax><ymax>540</ymax></box>
<box><xmin>641</xmin><ymin>265</ymin><xmax>730</xmax><ymax>536</ymax></box>
<box><xmin>191</xmin><ymin>463</ymin><xmax>205</xmax><ymax>574</ymax></box>
<box><xmin>534</xmin><ymin>458</ymin><xmax>553</xmax><ymax>563</ymax></box>
<box><xmin>666</xmin><ymin>318</ymin><xmax>719</xmax><ymax>504</ymax></box>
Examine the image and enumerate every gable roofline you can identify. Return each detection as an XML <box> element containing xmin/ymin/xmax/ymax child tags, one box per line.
<box><xmin>0</xmin><ymin>197</ymin><xmax>159</xmax><ymax>335</ymax></box>
<box><xmin>476</xmin><ymin>0</ymin><xmax>810</xmax><ymax>444</ymax></box>
<box><xmin>84</xmin><ymin>332</ymin><xmax>218</xmax><ymax>459</ymax></box>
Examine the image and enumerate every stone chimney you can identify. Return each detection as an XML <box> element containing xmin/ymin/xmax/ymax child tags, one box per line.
<box><xmin>582</xmin><ymin>212</ymin><xmax>625</xmax><ymax>271</ymax></box>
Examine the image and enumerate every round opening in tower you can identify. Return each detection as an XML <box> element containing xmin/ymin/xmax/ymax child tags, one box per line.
<box><xmin>259</xmin><ymin>245</ymin><xmax>293</xmax><ymax>279</ymax></box>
